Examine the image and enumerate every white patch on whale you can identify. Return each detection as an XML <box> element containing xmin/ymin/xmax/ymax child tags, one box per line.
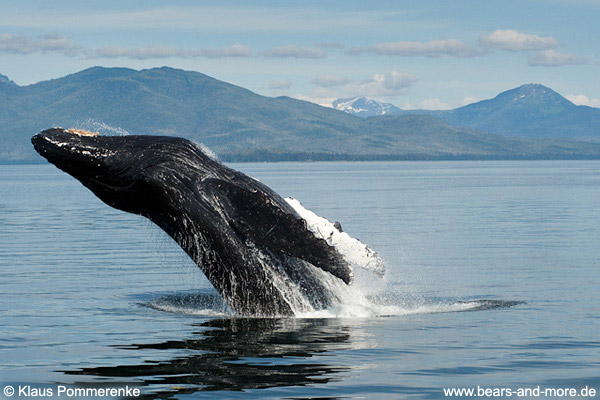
<box><xmin>285</xmin><ymin>197</ymin><xmax>386</xmax><ymax>278</ymax></box>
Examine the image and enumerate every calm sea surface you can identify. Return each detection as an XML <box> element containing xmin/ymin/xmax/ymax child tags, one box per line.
<box><xmin>1</xmin><ymin>161</ymin><xmax>599</xmax><ymax>399</ymax></box>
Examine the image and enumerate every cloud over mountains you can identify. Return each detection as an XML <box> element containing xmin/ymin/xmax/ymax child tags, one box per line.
<box><xmin>347</xmin><ymin>39</ymin><xmax>481</xmax><ymax>58</ymax></box>
<box><xmin>528</xmin><ymin>49</ymin><xmax>587</xmax><ymax>67</ymax></box>
<box><xmin>0</xmin><ymin>28</ymin><xmax>587</xmax><ymax>69</ymax></box>
<box><xmin>260</xmin><ymin>45</ymin><xmax>326</xmax><ymax>59</ymax></box>
<box><xmin>0</xmin><ymin>33</ymin><xmax>82</xmax><ymax>56</ymax></box>
<box><xmin>480</xmin><ymin>29</ymin><xmax>558</xmax><ymax>51</ymax></box>
<box><xmin>303</xmin><ymin>70</ymin><xmax>417</xmax><ymax>104</ymax></box>
<box><xmin>95</xmin><ymin>43</ymin><xmax>252</xmax><ymax>60</ymax></box>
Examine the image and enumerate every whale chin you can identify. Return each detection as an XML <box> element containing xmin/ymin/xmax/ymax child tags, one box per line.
<box><xmin>31</xmin><ymin>127</ymin><xmax>376</xmax><ymax>316</ymax></box>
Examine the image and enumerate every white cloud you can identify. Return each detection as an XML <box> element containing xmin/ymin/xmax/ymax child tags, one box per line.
<box><xmin>565</xmin><ymin>94</ymin><xmax>600</xmax><ymax>108</ymax></box>
<box><xmin>311</xmin><ymin>74</ymin><xmax>351</xmax><ymax>87</ymax></box>
<box><xmin>309</xmin><ymin>71</ymin><xmax>416</xmax><ymax>99</ymax></box>
<box><xmin>397</xmin><ymin>101</ymin><xmax>417</xmax><ymax>110</ymax></box>
<box><xmin>419</xmin><ymin>98</ymin><xmax>451</xmax><ymax>110</ymax></box>
<box><xmin>95</xmin><ymin>45</ymin><xmax>177</xmax><ymax>59</ymax></box>
<box><xmin>261</xmin><ymin>45</ymin><xmax>326</xmax><ymax>59</ymax></box>
<box><xmin>480</xmin><ymin>29</ymin><xmax>558</xmax><ymax>51</ymax></box>
<box><xmin>268</xmin><ymin>79</ymin><xmax>292</xmax><ymax>90</ymax></box>
<box><xmin>94</xmin><ymin>43</ymin><xmax>251</xmax><ymax>60</ymax></box>
<box><xmin>316</xmin><ymin>42</ymin><xmax>345</xmax><ymax>49</ymax></box>
<box><xmin>0</xmin><ymin>32</ymin><xmax>252</xmax><ymax>60</ymax></box>
<box><xmin>192</xmin><ymin>43</ymin><xmax>251</xmax><ymax>58</ymax></box>
<box><xmin>297</xmin><ymin>70</ymin><xmax>416</xmax><ymax>106</ymax></box>
<box><xmin>350</xmin><ymin>71</ymin><xmax>417</xmax><ymax>97</ymax></box>
<box><xmin>460</xmin><ymin>96</ymin><xmax>480</xmax><ymax>106</ymax></box>
<box><xmin>293</xmin><ymin>93</ymin><xmax>337</xmax><ymax>108</ymax></box>
<box><xmin>0</xmin><ymin>33</ymin><xmax>83</xmax><ymax>56</ymax></box>
<box><xmin>347</xmin><ymin>39</ymin><xmax>481</xmax><ymax>58</ymax></box>
<box><xmin>528</xmin><ymin>49</ymin><xmax>587</xmax><ymax>66</ymax></box>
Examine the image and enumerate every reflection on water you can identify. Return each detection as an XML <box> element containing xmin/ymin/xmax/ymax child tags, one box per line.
<box><xmin>65</xmin><ymin>318</ymin><xmax>352</xmax><ymax>398</ymax></box>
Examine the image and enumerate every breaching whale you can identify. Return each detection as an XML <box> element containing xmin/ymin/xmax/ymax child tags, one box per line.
<box><xmin>32</xmin><ymin>128</ymin><xmax>384</xmax><ymax>316</ymax></box>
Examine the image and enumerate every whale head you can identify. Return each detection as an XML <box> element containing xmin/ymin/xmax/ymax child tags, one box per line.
<box><xmin>31</xmin><ymin>127</ymin><xmax>221</xmax><ymax>216</ymax></box>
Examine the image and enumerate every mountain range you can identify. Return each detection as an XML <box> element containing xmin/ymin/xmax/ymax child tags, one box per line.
<box><xmin>1</xmin><ymin>67</ymin><xmax>600</xmax><ymax>163</ymax></box>
<box><xmin>334</xmin><ymin>85</ymin><xmax>600</xmax><ymax>141</ymax></box>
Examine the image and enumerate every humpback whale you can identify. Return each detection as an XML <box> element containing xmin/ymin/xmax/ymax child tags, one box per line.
<box><xmin>32</xmin><ymin>128</ymin><xmax>383</xmax><ymax>316</ymax></box>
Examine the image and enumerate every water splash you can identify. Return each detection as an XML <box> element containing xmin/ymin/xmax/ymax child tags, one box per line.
<box><xmin>143</xmin><ymin>201</ymin><xmax>523</xmax><ymax>319</ymax></box>
<box><xmin>192</xmin><ymin>141</ymin><xmax>217</xmax><ymax>160</ymax></box>
<box><xmin>77</xmin><ymin>118</ymin><xmax>130</xmax><ymax>136</ymax></box>
<box><xmin>143</xmin><ymin>289</ymin><xmax>523</xmax><ymax>319</ymax></box>
<box><xmin>135</xmin><ymin>184</ymin><xmax>521</xmax><ymax>319</ymax></box>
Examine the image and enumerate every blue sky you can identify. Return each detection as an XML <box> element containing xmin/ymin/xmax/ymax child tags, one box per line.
<box><xmin>1</xmin><ymin>0</ymin><xmax>599</xmax><ymax>109</ymax></box>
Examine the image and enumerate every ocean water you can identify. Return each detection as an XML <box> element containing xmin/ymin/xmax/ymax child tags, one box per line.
<box><xmin>0</xmin><ymin>161</ymin><xmax>599</xmax><ymax>399</ymax></box>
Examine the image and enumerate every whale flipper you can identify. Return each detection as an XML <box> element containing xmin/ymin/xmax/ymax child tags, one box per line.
<box><xmin>201</xmin><ymin>178</ymin><xmax>353</xmax><ymax>284</ymax></box>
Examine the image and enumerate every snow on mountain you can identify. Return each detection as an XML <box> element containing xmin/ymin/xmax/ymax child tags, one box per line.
<box><xmin>332</xmin><ymin>97</ymin><xmax>403</xmax><ymax>118</ymax></box>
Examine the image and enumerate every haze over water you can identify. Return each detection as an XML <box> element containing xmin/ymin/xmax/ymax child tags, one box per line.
<box><xmin>1</xmin><ymin>160</ymin><xmax>599</xmax><ymax>399</ymax></box>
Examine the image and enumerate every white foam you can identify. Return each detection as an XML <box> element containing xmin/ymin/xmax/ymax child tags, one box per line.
<box><xmin>148</xmin><ymin>302</ymin><xmax>231</xmax><ymax>317</ymax></box>
<box><xmin>285</xmin><ymin>197</ymin><xmax>386</xmax><ymax>277</ymax></box>
<box><xmin>146</xmin><ymin>294</ymin><xmax>496</xmax><ymax>319</ymax></box>
<box><xmin>315</xmin><ymin>298</ymin><xmax>519</xmax><ymax>318</ymax></box>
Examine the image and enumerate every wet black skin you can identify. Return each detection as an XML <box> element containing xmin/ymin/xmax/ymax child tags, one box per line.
<box><xmin>32</xmin><ymin>128</ymin><xmax>352</xmax><ymax>316</ymax></box>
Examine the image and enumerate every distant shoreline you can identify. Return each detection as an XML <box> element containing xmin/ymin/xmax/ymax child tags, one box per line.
<box><xmin>218</xmin><ymin>152</ymin><xmax>600</xmax><ymax>162</ymax></box>
<box><xmin>4</xmin><ymin>154</ymin><xmax>600</xmax><ymax>166</ymax></box>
